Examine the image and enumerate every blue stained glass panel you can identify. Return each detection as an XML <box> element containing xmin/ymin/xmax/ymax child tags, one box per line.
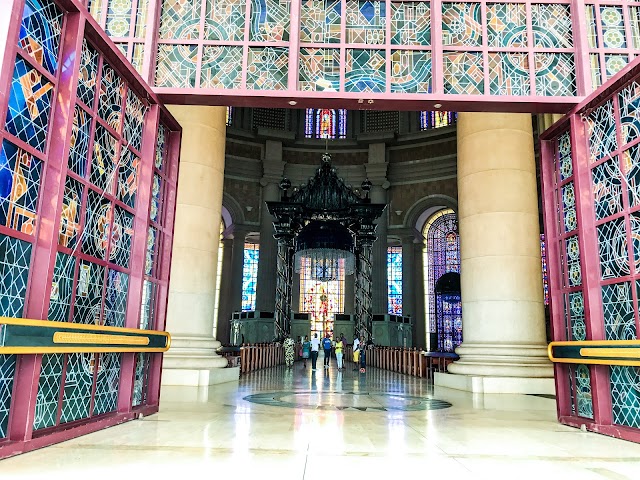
<box><xmin>242</xmin><ymin>243</ymin><xmax>259</xmax><ymax>311</ymax></box>
<box><xmin>592</xmin><ymin>158</ymin><xmax>623</xmax><ymax>220</ymax></box>
<box><xmin>59</xmin><ymin>176</ymin><xmax>83</xmax><ymax>249</ymax></box>
<box><xmin>0</xmin><ymin>354</ymin><xmax>17</xmax><ymax>439</ymax></box>
<box><xmin>117</xmin><ymin>149</ymin><xmax>140</xmax><ymax>209</ymax></box>
<box><xmin>77</xmin><ymin>39</ymin><xmax>99</xmax><ymax>108</ymax></box>
<box><xmin>387</xmin><ymin>246</ymin><xmax>402</xmax><ymax>314</ymax></box>
<box><xmin>110</xmin><ymin>206</ymin><xmax>134</xmax><ymax>268</ymax></box>
<box><xmin>98</xmin><ymin>62</ymin><xmax>124</xmax><ymax>132</ymax></box>
<box><xmin>597</xmin><ymin>218</ymin><xmax>629</xmax><ymax>280</ymax></box>
<box><xmin>568</xmin><ymin>364</ymin><xmax>593</xmax><ymax>419</ymax></box>
<box><xmin>104</xmin><ymin>269</ymin><xmax>129</xmax><ymax>327</ymax></box>
<box><xmin>610</xmin><ymin>366</ymin><xmax>640</xmax><ymax>429</ymax></box>
<box><xmin>19</xmin><ymin>0</ymin><xmax>64</xmax><ymax>75</ymax></box>
<box><xmin>250</xmin><ymin>0</ymin><xmax>291</xmax><ymax>41</ymax></box>
<box><xmin>345</xmin><ymin>49</ymin><xmax>385</xmax><ymax>93</ymax></box>
<box><xmin>602</xmin><ymin>282</ymin><xmax>635</xmax><ymax>341</ymax></box>
<box><xmin>5</xmin><ymin>57</ymin><xmax>54</xmax><ymax>152</ymax></box>
<box><xmin>0</xmin><ymin>234</ymin><xmax>32</xmax><ymax>318</ymax></box>
<box><xmin>0</xmin><ymin>140</ymin><xmax>42</xmax><ymax>235</ymax></box>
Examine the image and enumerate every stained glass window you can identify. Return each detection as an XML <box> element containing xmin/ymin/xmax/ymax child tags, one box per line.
<box><xmin>423</xmin><ymin>209</ymin><xmax>461</xmax><ymax>352</ymax></box>
<box><xmin>304</xmin><ymin>108</ymin><xmax>347</xmax><ymax>139</ymax></box>
<box><xmin>387</xmin><ymin>246</ymin><xmax>402</xmax><ymax>314</ymax></box>
<box><xmin>242</xmin><ymin>242</ymin><xmax>259</xmax><ymax>311</ymax></box>
<box><xmin>226</xmin><ymin>106</ymin><xmax>233</xmax><ymax>127</ymax></box>
<box><xmin>541</xmin><ymin>234</ymin><xmax>549</xmax><ymax>306</ymax></box>
<box><xmin>299</xmin><ymin>257</ymin><xmax>345</xmax><ymax>338</ymax></box>
<box><xmin>420</xmin><ymin>111</ymin><xmax>457</xmax><ymax>130</ymax></box>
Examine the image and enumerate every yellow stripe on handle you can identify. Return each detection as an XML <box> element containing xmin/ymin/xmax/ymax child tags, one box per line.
<box><xmin>53</xmin><ymin>332</ymin><xmax>150</xmax><ymax>346</ymax></box>
<box><xmin>580</xmin><ymin>348</ymin><xmax>640</xmax><ymax>359</ymax></box>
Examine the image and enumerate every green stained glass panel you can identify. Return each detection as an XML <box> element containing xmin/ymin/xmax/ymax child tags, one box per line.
<box><xmin>346</xmin><ymin>1</ymin><xmax>386</xmax><ymax>45</ymax></box>
<box><xmin>443</xmin><ymin>51</ymin><xmax>483</xmax><ymax>95</ymax></box>
<box><xmin>33</xmin><ymin>353</ymin><xmax>64</xmax><ymax>431</ymax></box>
<box><xmin>201</xmin><ymin>46</ymin><xmax>243</xmax><ymax>89</ymax></box>
<box><xmin>488</xmin><ymin>52</ymin><xmax>530</xmax><ymax>96</ymax></box>
<box><xmin>391</xmin><ymin>2</ymin><xmax>430</xmax><ymax>46</ymax></box>
<box><xmin>247</xmin><ymin>47</ymin><xmax>288</xmax><ymax>90</ymax></box>
<box><xmin>159</xmin><ymin>0</ymin><xmax>202</xmax><ymax>39</ymax></box>
<box><xmin>534</xmin><ymin>53</ymin><xmax>576</xmax><ymax>96</ymax></box>
<box><xmin>345</xmin><ymin>49</ymin><xmax>385</xmax><ymax>93</ymax></box>
<box><xmin>155</xmin><ymin>44</ymin><xmax>198</xmax><ymax>88</ymax></box>
<box><xmin>60</xmin><ymin>353</ymin><xmax>93</xmax><ymax>424</ymax></box>
<box><xmin>390</xmin><ymin>50</ymin><xmax>431</xmax><ymax>93</ymax></box>
<box><xmin>532</xmin><ymin>4</ymin><xmax>573</xmax><ymax>48</ymax></box>
<box><xmin>486</xmin><ymin>3</ymin><xmax>527</xmax><ymax>48</ymax></box>
<box><xmin>93</xmin><ymin>353</ymin><xmax>121</xmax><ymax>416</ymax></box>
<box><xmin>299</xmin><ymin>48</ymin><xmax>340</xmax><ymax>92</ymax></box>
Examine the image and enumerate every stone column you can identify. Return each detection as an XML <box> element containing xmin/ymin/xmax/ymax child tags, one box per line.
<box><xmin>435</xmin><ymin>112</ymin><xmax>553</xmax><ymax>394</ymax></box>
<box><xmin>162</xmin><ymin>106</ymin><xmax>236</xmax><ymax>386</ymax></box>
<box><xmin>366</xmin><ymin>143</ymin><xmax>389</xmax><ymax>314</ymax></box>
<box><xmin>215</xmin><ymin>237</ymin><xmax>234</xmax><ymax>345</ymax></box>
<box><xmin>401</xmin><ymin>234</ymin><xmax>416</xmax><ymax>319</ymax></box>
<box><xmin>255</xmin><ymin>140</ymin><xmax>284</xmax><ymax>313</ymax></box>
<box><xmin>344</xmin><ymin>274</ymin><xmax>355</xmax><ymax>314</ymax></box>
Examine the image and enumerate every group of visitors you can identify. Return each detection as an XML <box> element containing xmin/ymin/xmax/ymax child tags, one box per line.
<box><xmin>282</xmin><ymin>332</ymin><xmax>367</xmax><ymax>372</ymax></box>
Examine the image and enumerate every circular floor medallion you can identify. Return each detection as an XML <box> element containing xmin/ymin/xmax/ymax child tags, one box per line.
<box><xmin>243</xmin><ymin>391</ymin><xmax>452</xmax><ymax>412</ymax></box>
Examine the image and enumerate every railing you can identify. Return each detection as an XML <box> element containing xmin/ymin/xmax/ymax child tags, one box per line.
<box><xmin>548</xmin><ymin>340</ymin><xmax>640</xmax><ymax>366</ymax></box>
<box><xmin>343</xmin><ymin>345</ymin><xmax>459</xmax><ymax>380</ymax></box>
<box><xmin>239</xmin><ymin>343</ymin><xmax>285</xmax><ymax>374</ymax></box>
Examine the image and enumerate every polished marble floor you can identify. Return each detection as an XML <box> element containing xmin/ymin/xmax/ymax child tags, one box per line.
<box><xmin>2</xmin><ymin>363</ymin><xmax>640</xmax><ymax>479</ymax></box>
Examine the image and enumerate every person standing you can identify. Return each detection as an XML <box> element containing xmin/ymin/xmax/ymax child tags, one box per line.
<box><xmin>283</xmin><ymin>335</ymin><xmax>295</xmax><ymax>368</ymax></box>
<box><xmin>322</xmin><ymin>334</ymin><xmax>332</xmax><ymax>369</ymax></box>
<box><xmin>335</xmin><ymin>335</ymin><xmax>344</xmax><ymax>371</ymax></box>
<box><xmin>310</xmin><ymin>333</ymin><xmax>320</xmax><ymax>370</ymax></box>
<box><xmin>302</xmin><ymin>335</ymin><xmax>311</xmax><ymax>368</ymax></box>
<box><xmin>352</xmin><ymin>334</ymin><xmax>360</xmax><ymax>371</ymax></box>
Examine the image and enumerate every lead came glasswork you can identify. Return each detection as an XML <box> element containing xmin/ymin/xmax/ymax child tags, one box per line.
<box><xmin>0</xmin><ymin>355</ymin><xmax>17</xmax><ymax>439</ymax></box>
<box><xmin>442</xmin><ymin>2</ymin><xmax>482</xmax><ymax>47</ymax></box>
<box><xmin>6</xmin><ymin>58</ymin><xmax>54</xmax><ymax>152</ymax></box>
<box><xmin>565</xmin><ymin>236</ymin><xmax>582</xmax><ymax>287</ymax></box>
<box><xmin>619</xmin><ymin>82</ymin><xmax>640</xmax><ymax>145</ymax></box>
<box><xmin>200</xmin><ymin>46</ymin><xmax>243</xmax><ymax>89</ymax></box>
<box><xmin>206</xmin><ymin>0</ymin><xmax>246</xmax><ymax>41</ymax></box>
<box><xmin>98</xmin><ymin>63</ymin><xmax>124</xmax><ymax>131</ymax></box>
<box><xmin>391</xmin><ymin>50</ymin><xmax>431</xmax><ymax>93</ymax></box>
<box><xmin>117</xmin><ymin>149</ymin><xmax>140</xmax><ymax>208</ymax></box>
<box><xmin>443</xmin><ymin>52</ymin><xmax>483</xmax><ymax>95</ymax></box>
<box><xmin>610</xmin><ymin>366</ymin><xmax>640</xmax><ymax>428</ymax></box>
<box><xmin>391</xmin><ymin>2</ymin><xmax>430</xmax><ymax>46</ymax></box>
<box><xmin>0</xmin><ymin>234</ymin><xmax>33</xmax><ymax>318</ymax></box>
<box><xmin>60</xmin><ymin>353</ymin><xmax>93</xmax><ymax>423</ymax></box>
<box><xmin>0</xmin><ymin>140</ymin><xmax>42</xmax><ymax>235</ymax></box>
<box><xmin>588</xmin><ymin>100</ymin><xmax>618</xmax><ymax>163</ymax></box>
<box><xmin>346</xmin><ymin>1</ymin><xmax>385</xmax><ymax>45</ymax></box>
<box><xmin>110</xmin><ymin>206</ymin><xmax>134</xmax><ymax>268</ymax></box>
<box><xmin>624</xmin><ymin>144</ymin><xmax>640</xmax><ymax>208</ymax></box>
<box><xmin>597</xmin><ymin>218</ymin><xmax>629</xmax><ymax>279</ymax></box>
<box><xmin>387</xmin><ymin>246</ymin><xmax>402</xmax><ymax>314</ymax></box>
<box><xmin>557</xmin><ymin>131</ymin><xmax>572</xmax><ymax>181</ymax></box>
<box><xmin>48</xmin><ymin>252</ymin><xmax>76</xmax><ymax>322</ymax></box>
<box><xmin>155</xmin><ymin>45</ymin><xmax>198</xmax><ymax>88</ymax></box>
<box><xmin>33</xmin><ymin>353</ymin><xmax>64</xmax><ymax>430</ymax></box>
<box><xmin>489</xmin><ymin>52</ymin><xmax>530</xmax><ymax>96</ymax></box>
<box><xmin>106</xmin><ymin>0</ymin><xmax>133</xmax><ymax>37</ymax></box>
<box><xmin>486</xmin><ymin>3</ymin><xmax>526</xmax><ymax>48</ymax></box>
<box><xmin>346</xmin><ymin>49</ymin><xmax>385</xmax><ymax>93</ymax></box>
<box><xmin>123</xmin><ymin>89</ymin><xmax>145</xmax><ymax>152</ymax></box>
<box><xmin>532</xmin><ymin>4</ymin><xmax>573</xmax><ymax>48</ymax></box>
<box><xmin>242</xmin><ymin>243</ymin><xmax>259</xmax><ymax>311</ymax></box>
<box><xmin>246</xmin><ymin>47</ymin><xmax>289</xmax><ymax>90</ymax></box>
<box><xmin>82</xmin><ymin>189</ymin><xmax>112</xmax><ymax>260</ymax></box>
<box><xmin>59</xmin><ymin>176</ymin><xmax>83</xmax><ymax>248</ymax></box>
<box><xmin>68</xmin><ymin>106</ymin><xmax>92</xmax><ymax>178</ymax></box>
<box><xmin>592</xmin><ymin>159</ymin><xmax>623</xmax><ymax>221</ymax></box>
<box><xmin>568</xmin><ymin>291</ymin><xmax>586</xmax><ymax>340</ymax></box>
<box><xmin>300</xmin><ymin>0</ymin><xmax>341</xmax><ymax>43</ymax></box>
<box><xmin>93</xmin><ymin>353</ymin><xmax>121</xmax><ymax>416</ymax></box>
<box><xmin>73</xmin><ymin>260</ymin><xmax>106</xmax><ymax>324</ymax></box>
<box><xmin>298</xmin><ymin>48</ymin><xmax>340</xmax><ymax>92</ymax></box>
<box><xmin>159</xmin><ymin>0</ymin><xmax>201</xmax><ymax>39</ymax></box>
<box><xmin>534</xmin><ymin>53</ymin><xmax>576</xmax><ymax>96</ymax></box>
<box><xmin>19</xmin><ymin>0</ymin><xmax>63</xmax><ymax>75</ymax></box>
<box><xmin>77</xmin><ymin>40</ymin><xmax>99</xmax><ymax>108</ymax></box>
<box><xmin>104</xmin><ymin>269</ymin><xmax>129</xmax><ymax>327</ymax></box>
<box><xmin>602</xmin><ymin>282</ymin><xmax>635</xmax><ymax>340</ymax></box>
<box><xmin>561</xmin><ymin>182</ymin><xmax>577</xmax><ymax>232</ymax></box>
<box><xmin>575</xmin><ymin>365</ymin><xmax>594</xmax><ymax>419</ymax></box>
<box><xmin>250</xmin><ymin>0</ymin><xmax>291</xmax><ymax>41</ymax></box>
<box><xmin>91</xmin><ymin>125</ymin><xmax>118</xmax><ymax>194</ymax></box>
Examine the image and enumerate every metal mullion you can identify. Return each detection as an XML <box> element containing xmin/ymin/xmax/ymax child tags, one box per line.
<box><xmin>594</xmin><ymin>210</ymin><xmax>628</xmax><ymax>227</ymax></box>
<box><xmin>195</xmin><ymin>0</ymin><xmax>207</xmax><ymax>88</ymax></box>
<box><xmin>99</xmin><ymin>0</ymin><xmax>109</xmax><ymax>29</ymax></box>
<box><xmin>570</xmin><ymin>0</ymin><xmax>594</xmax><ymax>95</ymax></box>
<box><xmin>431</xmin><ymin>0</ymin><xmax>444</xmax><ymax>93</ymax></box>
<box><xmin>385</xmin><ymin>0</ymin><xmax>391</xmax><ymax>93</ymax></box>
<box><xmin>288</xmin><ymin>0</ymin><xmax>300</xmax><ymax>92</ymax></box>
<box><xmin>141</xmin><ymin>0</ymin><xmax>160</xmax><ymax>84</ymax></box>
<box><xmin>241</xmin><ymin>0</ymin><xmax>251</xmax><ymax>88</ymax></box>
<box><xmin>0</xmin><ymin>131</ymin><xmax>48</xmax><ymax>164</ymax></box>
<box><xmin>480</xmin><ymin>0</ymin><xmax>489</xmax><ymax>95</ymax></box>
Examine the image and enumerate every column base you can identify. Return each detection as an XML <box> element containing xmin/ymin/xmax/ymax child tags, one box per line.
<box><xmin>447</xmin><ymin>343</ymin><xmax>554</xmax><ymax>378</ymax></box>
<box><xmin>434</xmin><ymin>372</ymin><xmax>555</xmax><ymax>395</ymax></box>
<box><xmin>162</xmin><ymin>335</ymin><xmax>235</xmax><ymax>387</ymax></box>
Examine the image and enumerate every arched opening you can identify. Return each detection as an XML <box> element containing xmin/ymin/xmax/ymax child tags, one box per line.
<box><xmin>422</xmin><ymin>208</ymin><xmax>461</xmax><ymax>351</ymax></box>
<box><xmin>434</xmin><ymin>272</ymin><xmax>462</xmax><ymax>352</ymax></box>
